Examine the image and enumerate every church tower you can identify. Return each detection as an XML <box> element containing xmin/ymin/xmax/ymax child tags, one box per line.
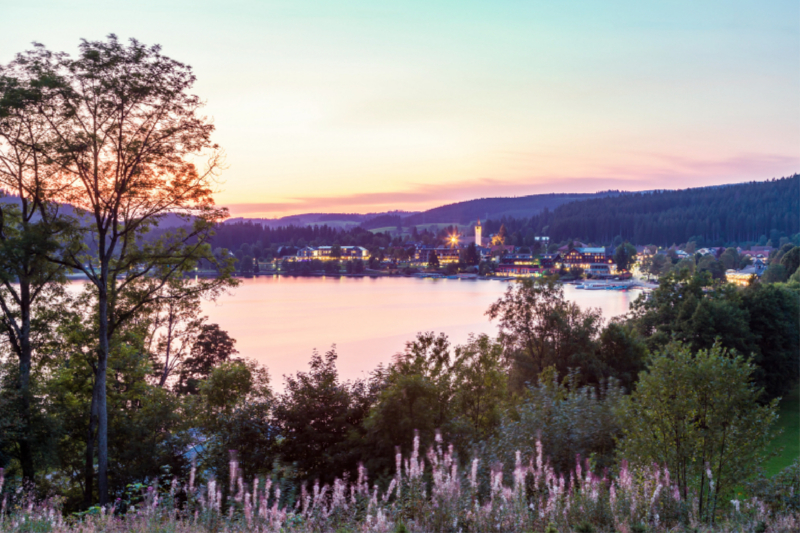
<box><xmin>475</xmin><ymin>219</ymin><xmax>482</xmax><ymax>247</ymax></box>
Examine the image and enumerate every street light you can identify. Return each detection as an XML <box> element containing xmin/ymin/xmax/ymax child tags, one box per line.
<box><xmin>449</xmin><ymin>234</ymin><xmax>459</xmax><ymax>247</ymax></box>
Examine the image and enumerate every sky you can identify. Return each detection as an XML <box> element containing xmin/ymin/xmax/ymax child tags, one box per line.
<box><xmin>1</xmin><ymin>0</ymin><xmax>798</xmax><ymax>217</ymax></box>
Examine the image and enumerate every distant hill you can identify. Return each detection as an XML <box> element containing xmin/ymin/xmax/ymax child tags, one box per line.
<box><xmin>226</xmin><ymin>211</ymin><xmax>418</xmax><ymax>229</ymax></box>
<box><xmin>517</xmin><ymin>175</ymin><xmax>799</xmax><ymax>245</ymax></box>
<box><xmin>358</xmin><ymin>192</ymin><xmax>618</xmax><ymax>229</ymax></box>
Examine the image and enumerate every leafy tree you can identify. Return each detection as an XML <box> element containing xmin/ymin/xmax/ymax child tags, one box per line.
<box><xmin>617</xmin><ymin>342</ymin><xmax>778</xmax><ymax>522</ymax></box>
<box><xmin>451</xmin><ymin>334</ymin><xmax>507</xmax><ymax>443</ymax></box>
<box><xmin>719</xmin><ymin>247</ymin><xmax>739</xmax><ymax>270</ymax></box>
<box><xmin>0</xmin><ymin>70</ymin><xmax>80</xmax><ymax>482</ymax></box>
<box><xmin>461</xmin><ymin>242</ymin><xmax>480</xmax><ymax>266</ymax></box>
<box><xmin>740</xmin><ymin>283</ymin><xmax>800</xmax><ymax>399</ymax></box>
<box><xmin>10</xmin><ymin>36</ymin><xmax>236</xmax><ymax>504</ymax></box>
<box><xmin>779</xmin><ymin>246</ymin><xmax>800</xmax><ymax>277</ymax></box>
<box><xmin>363</xmin><ymin>333</ymin><xmax>453</xmax><ymax>475</ymax></box>
<box><xmin>428</xmin><ymin>251</ymin><xmax>439</xmax><ymax>269</ymax></box>
<box><xmin>239</xmin><ymin>254</ymin><xmax>255</xmax><ymax>275</ymax></box>
<box><xmin>613</xmin><ymin>242</ymin><xmax>637</xmax><ymax>272</ymax></box>
<box><xmin>697</xmin><ymin>254</ymin><xmax>726</xmax><ymax>280</ymax></box>
<box><xmin>631</xmin><ymin>270</ymin><xmax>798</xmax><ymax>401</ymax></box>
<box><xmin>490</xmin><ymin>367</ymin><xmax>624</xmax><ymax>475</ymax></box>
<box><xmin>177</xmin><ymin>323</ymin><xmax>239</xmax><ymax>395</ymax></box>
<box><xmin>596</xmin><ymin>321</ymin><xmax>647</xmax><ymax>392</ymax></box>
<box><xmin>196</xmin><ymin>358</ymin><xmax>274</xmax><ymax>491</ymax></box>
<box><xmin>762</xmin><ymin>263</ymin><xmax>788</xmax><ymax>283</ymax></box>
<box><xmin>273</xmin><ymin>349</ymin><xmax>376</xmax><ymax>484</ymax></box>
<box><xmin>486</xmin><ymin>278</ymin><xmax>602</xmax><ymax>389</ymax></box>
<box><xmin>630</xmin><ymin>271</ymin><xmax>750</xmax><ymax>354</ymax></box>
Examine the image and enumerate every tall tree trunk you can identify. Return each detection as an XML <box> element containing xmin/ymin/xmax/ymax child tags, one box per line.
<box><xmin>18</xmin><ymin>346</ymin><xmax>34</xmax><ymax>483</ymax></box>
<box><xmin>96</xmin><ymin>287</ymin><xmax>110</xmax><ymax>506</ymax></box>
<box><xmin>17</xmin><ymin>285</ymin><xmax>34</xmax><ymax>484</ymax></box>
<box><xmin>83</xmin><ymin>383</ymin><xmax>98</xmax><ymax>508</ymax></box>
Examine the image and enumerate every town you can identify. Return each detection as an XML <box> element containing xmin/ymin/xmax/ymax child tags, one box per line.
<box><xmin>224</xmin><ymin>218</ymin><xmax>781</xmax><ymax>288</ymax></box>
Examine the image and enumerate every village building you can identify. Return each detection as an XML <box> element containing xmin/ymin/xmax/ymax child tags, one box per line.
<box><xmin>414</xmin><ymin>246</ymin><xmax>461</xmax><ymax>264</ymax></box>
<box><xmin>296</xmin><ymin>246</ymin><xmax>370</xmax><ymax>260</ymax></box>
<box><xmin>558</xmin><ymin>247</ymin><xmax>618</xmax><ymax>277</ymax></box>
<box><xmin>726</xmin><ymin>259</ymin><xmax>767</xmax><ymax>287</ymax></box>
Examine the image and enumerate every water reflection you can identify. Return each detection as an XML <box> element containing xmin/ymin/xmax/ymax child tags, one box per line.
<box><xmin>200</xmin><ymin>276</ymin><xmax>638</xmax><ymax>385</ymax></box>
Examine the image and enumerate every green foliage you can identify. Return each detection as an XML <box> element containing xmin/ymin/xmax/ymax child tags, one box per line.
<box><xmin>487</xmin><ymin>277</ymin><xmax>604</xmax><ymax>389</ymax></box>
<box><xmin>617</xmin><ymin>342</ymin><xmax>778</xmax><ymax>521</ymax></box>
<box><xmin>273</xmin><ymin>348</ymin><xmax>376</xmax><ymax>484</ymax></box>
<box><xmin>491</xmin><ymin>368</ymin><xmax>624</xmax><ymax>474</ymax></box>
<box><xmin>363</xmin><ymin>333</ymin><xmax>453</xmax><ymax>474</ymax></box>
<box><xmin>451</xmin><ymin>334</ymin><xmax>507</xmax><ymax>443</ymax></box>
<box><xmin>596</xmin><ymin>321</ymin><xmax>647</xmax><ymax>392</ymax></box>
<box><xmin>778</xmin><ymin>246</ymin><xmax>800</xmax><ymax>276</ymax></box>
<box><xmin>629</xmin><ymin>271</ymin><xmax>799</xmax><ymax>400</ymax></box>
<box><xmin>762</xmin><ymin>263</ymin><xmax>788</xmax><ymax>283</ymax></box>
<box><xmin>613</xmin><ymin>242</ymin><xmax>637</xmax><ymax>272</ymax></box>
<box><xmin>746</xmin><ymin>460</ymin><xmax>800</xmax><ymax>515</ymax></box>
<box><xmin>177</xmin><ymin>323</ymin><xmax>239</xmax><ymax>395</ymax></box>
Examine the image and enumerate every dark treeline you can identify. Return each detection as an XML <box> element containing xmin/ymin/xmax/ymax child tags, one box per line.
<box><xmin>487</xmin><ymin>176</ymin><xmax>798</xmax><ymax>246</ymax></box>
<box><xmin>210</xmin><ymin>222</ymin><xmax>393</xmax><ymax>252</ymax></box>
<box><xmin>217</xmin><ymin>177</ymin><xmax>799</xmax><ymax>252</ymax></box>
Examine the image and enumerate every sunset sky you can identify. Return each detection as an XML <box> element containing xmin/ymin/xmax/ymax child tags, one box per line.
<box><xmin>2</xmin><ymin>1</ymin><xmax>798</xmax><ymax>217</ymax></box>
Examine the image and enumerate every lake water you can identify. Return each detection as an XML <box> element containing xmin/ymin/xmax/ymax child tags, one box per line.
<box><xmin>200</xmin><ymin>276</ymin><xmax>639</xmax><ymax>386</ymax></box>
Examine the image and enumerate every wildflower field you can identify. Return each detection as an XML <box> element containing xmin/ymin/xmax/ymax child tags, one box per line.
<box><xmin>2</xmin><ymin>433</ymin><xmax>797</xmax><ymax>533</ymax></box>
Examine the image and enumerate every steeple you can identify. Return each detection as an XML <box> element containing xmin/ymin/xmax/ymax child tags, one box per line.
<box><xmin>475</xmin><ymin>219</ymin><xmax>482</xmax><ymax>247</ymax></box>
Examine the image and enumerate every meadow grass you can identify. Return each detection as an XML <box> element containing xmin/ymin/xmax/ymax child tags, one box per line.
<box><xmin>764</xmin><ymin>384</ymin><xmax>800</xmax><ymax>476</ymax></box>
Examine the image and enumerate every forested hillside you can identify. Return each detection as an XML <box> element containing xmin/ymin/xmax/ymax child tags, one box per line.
<box><xmin>374</xmin><ymin>192</ymin><xmax>613</xmax><ymax>227</ymax></box>
<box><xmin>515</xmin><ymin>176</ymin><xmax>799</xmax><ymax>245</ymax></box>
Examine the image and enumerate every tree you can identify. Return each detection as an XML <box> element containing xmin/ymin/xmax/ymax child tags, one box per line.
<box><xmin>486</xmin><ymin>277</ymin><xmax>602</xmax><ymax>389</ymax></box>
<box><xmin>596</xmin><ymin>321</ymin><xmax>647</xmax><ymax>392</ymax></box>
<box><xmin>697</xmin><ymin>254</ymin><xmax>726</xmax><ymax>280</ymax></box>
<box><xmin>647</xmin><ymin>253</ymin><xmax>669</xmax><ymax>279</ymax></box>
<box><xmin>461</xmin><ymin>242</ymin><xmax>480</xmax><ymax>266</ymax></box>
<box><xmin>363</xmin><ymin>332</ymin><xmax>453</xmax><ymax>475</ymax></box>
<box><xmin>273</xmin><ymin>348</ymin><xmax>376</xmax><ymax>484</ymax></box>
<box><xmin>196</xmin><ymin>358</ymin><xmax>274</xmax><ymax>491</ymax></box>
<box><xmin>491</xmin><ymin>367</ymin><xmax>624</xmax><ymax>475</ymax></box>
<box><xmin>617</xmin><ymin>342</ymin><xmax>778</xmax><ymax>522</ymax></box>
<box><xmin>0</xmin><ymin>71</ymin><xmax>79</xmax><ymax>482</ymax></box>
<box><xmin>451</xmin><ymin>334</ymin><xmax>507</xmax><ymax>443</ymax></box>
<box><xmin>719</xmin><ymin>247</ymin><xmax>739</xmax><ymax>270</ymax></box>
<box><xmin>741</xmin><ymin>283</ymin><xmax>800</xmax><ymax>399</ymax></box>
<box><xmin>239</xmin><ymin>254</ymin><xmax>255</xmax><ymax>275</ymax></box>
<box><xmin>762</xmin><ymin>264</ymin><xmax>788</xmax><ymax>283</ymax></box>
<box><xmin>613</xmin><ymin>242</ymin><xmax>637</xmax><ymax>272</ymax></box>
<box><xmin>177</xmin><ymin>323</ymin><xmax>239</xmax><ymax>395</ymax></box>
<box><xmin>779</xmin><ymin>246</ymin><xmax>800</xmax><ymax>277</ymax></box>
<box><xmin>12</xmin><ymin>36</ymin><xmax>234</xmax><ymax>504</ymax></box>
<box><xmin>428</xmin><ymin>250</ymin><xmax>439</xmax><ymax>269</ymax></box>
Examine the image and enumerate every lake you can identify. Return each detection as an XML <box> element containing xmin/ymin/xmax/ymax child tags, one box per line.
<box><xmin>200</xmin><ymin>276</ymin><xmax>640</xmax><ymax>385</ymax></box>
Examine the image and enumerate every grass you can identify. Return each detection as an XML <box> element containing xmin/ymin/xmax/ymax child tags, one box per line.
<box><xmin>764</xmin><ymin>384</ymin><xmax>800</xmax><ymax>476</ymax></box>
